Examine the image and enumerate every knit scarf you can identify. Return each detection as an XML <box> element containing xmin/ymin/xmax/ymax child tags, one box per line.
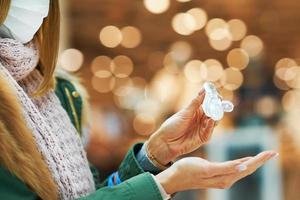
<box><xmin>0</xmin><ymin>38</ymin><xmax>95</xmax><ymax>199</ymax></box>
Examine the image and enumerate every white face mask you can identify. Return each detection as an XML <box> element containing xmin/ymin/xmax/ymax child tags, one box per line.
<box><xmin>0</xmin><ymin>0</ymin><xmax>50</xmax><ymax>44</ymax></box>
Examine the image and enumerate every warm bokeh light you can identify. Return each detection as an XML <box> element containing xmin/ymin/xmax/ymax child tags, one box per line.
<box><xmin>92</xmin><ymin>76</ymin><xmax>115</xmax><ymax>93</ymax></box>
<box><xmin>60</xmin><ymin>48</ymin><xmax>84</xmax><ymax>72</ymax></box>
<box><xmin>91</xmin><ymin>56</ymin><xmax>111</xmax><ymax>73</ymax></box>
<box><xmin>150</xmin><ymin>69</ymin><xmax>181</xmax><ymax>103</ymax></box>
<box><xmin>218</xmin><ymin>87</ymin><xmax>234</xmax><ymax>101</ymax></box>
<box><xmin>143</xmin><ymin>0</ymin><xmax>170</xmax><ymax>14</ymax></box>
<box><xmin>228</xmin><ymin>19</ymin><xmax>247</xmax><ymax>41</ymax></box>
<box><xmin>255</xmin><ymin>96</ymin><xmax>278</xmax><ymax>118</ymax></box>
<box><xmin>94</xmin><ymin>70</ymin><xmax>112</xmax><ymax>78</ymax></box>
<box><xmin>134</xmin><ymin>98</ymin><xmax>162</xmax><ymax>118</ymax></box>
<box><xmin>113</xmin><ymin>77</ymin><xmax>132</xmax><ymax>91</ymax></box>
<box><xmin>187</xmin><ymin>8</ymin><xmax>207</xmax><ymax>31</ymax></box>
<box><xmin>204</xmin><ymin>59</ymin><xmax>224</xmax><ymax>81</ymax></box>
<box><xmin>275</xmin><ymin>58</ymin><xmax>297</xmax><ymax>80</ymax></box>
<box><xmin>273</xmin><ymin>75</ymin><xmax>290</xmax><ymax>90</ymax></box>
<box><xmin>133</xmin><ymin>114</ymin><xmax>156</xmax><ymax>135</ymax></box>
<box><xmin>169</xmin><ymin>41</ymin><xmax>192</xmax><ymax>63</ymax></box>
<box><xmin>114</xmin><ymin>84</ymin><xmax>146</xmax><ymax>109</ymax></box>
<box><xmin>282</xmin><ymin>90</ymin><xmax>300</xmax><ymax>112</ymax></box>
<box><xmin>227</xmin><ymin>48</ymin><xmax>250</xmax><ymax>70</ymax></box>
<box><xmin>209</xmin><ymin>35</ymin><xmax>232</xmax><ymax>51</ymax></box>
<box><xmin>172</xmin><ymin>13</ymin><xmax>197</xmax><ymax>35</ymax></box>
<box><xmin>205</xmin><ymin>18</ymin><xmax>229</xmax><ymax>39</ymax></box>
<box><xmin>111</xmin><ymin>55</ymin><xmax>134</xmax><ymax>78</ymax></box>
<box><xmin>176</xmin><ymin>0</ymin><xmax>192</xmax><ymax>2</ymax></box>
<box><xmin>121</xmin><ymin>26</ymin><xmax>142</xmax><ymax>48</ymax></box>
<box><xmin>220</xmin><ymin>68</ymin><xmax>244</xmax><ymax>90</ymax></box>
<box><xmin>206</xmin><ymin>18</ymin><xmax>233</xmax><ymax>51</ymax></box>
<box><xmin>285</xmin><ymin>67</ymin><xmax>300</xmax><ymax>89</ymax></box>
<box><xmin>163</xmin><ymin>53</ymin><xmax>180</xmax><ymax>74</ymax></box>
<box><xmin>184</xmin><ymin>60</ymin><xmax>207</xmax><ymax>83</ymax></box>
<box><xmin>99</xmin><ymin>26</ymin><xmax>123</xmax><ymax>48</ymax></box>
<box><xmin>240</xmin><ymin>35</ymin><xmax>264</xmax><ymax>57</ymax></box>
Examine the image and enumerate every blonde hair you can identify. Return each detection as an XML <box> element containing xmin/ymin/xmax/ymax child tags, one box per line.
<box><xmin>0</xmin><ymin>0</ymin><xmax>10</xmax><ymax>24</ymax></box>
<box><xmin>1</xmin><ymin>0</ymin><xmax>60</xmax><ymax>96</ymax></box>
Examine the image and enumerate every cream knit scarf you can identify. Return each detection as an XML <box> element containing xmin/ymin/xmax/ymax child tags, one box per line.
<box><xmin>0</xmin><ymin>38</ymin><xmax>95</xmax><ymax>199</ymax></box>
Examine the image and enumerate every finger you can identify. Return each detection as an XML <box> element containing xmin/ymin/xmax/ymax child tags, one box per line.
<box><xmin>224</xmin><ymin>152</ymin><xmax>277</xmax><ymax>188</ymax></box>
<box><xmin>199</xmin><ymin>118</ymin><xmax>215</xmax><ymax>142</ymax></box>
<box><xmin>235</xmin><ymin>157</ymin><xmax>253</xmax><ymax>163</ymax></box>
<box><xmin>239</xmin><ymin>151</ymin><xmax>277</xmax><ymax>173</ymax></box>
<box><xmin>206</xmin><ymin>157</ymin><xmax>253</xmax><ymax>177</ymax></box>
<box><xmin>185</xmin><ymin>89</ymin><xmax>205</xmax><ymax>112</ymax></box>
<box><xmin>201</xmin><ymin>152</ymin><xmax>277</xmax><ymax>189</ymax></box>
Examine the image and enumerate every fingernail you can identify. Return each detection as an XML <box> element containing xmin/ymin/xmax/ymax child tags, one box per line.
<box><xmin>236</xmin><ymin>164</ymin><xmax>247</xmax><ymax>172</ymax></box>
<box><xmin>269</xmin><ymin>152</ymin><xmax>278</xmax><ymax>158</ymax></box>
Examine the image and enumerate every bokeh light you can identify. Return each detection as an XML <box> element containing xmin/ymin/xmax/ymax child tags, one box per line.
<box><xmin>204</xmin><ymin>59</ymin><xmax>224</xmax><ymax>81</ymax></box>
<box><xmin>60</xmin><ymin>48</ymin><xmax>84</xmax><ymax>72</ymax></box>
<box><xmin>218</xmin><ymin>87</ymin><xmax>234</xmax><ymax>101</ymax></box>
<box><xmin>163</xmin><ymin>53</ymin><xmax>180</xmax><ymax>74</ymax></box>
<box><xmin>92</xmin><ymin>76</ymin><xmax>115</xmax><ymax>93</ymax></box>
<box><xmin>275</xmin><ymin>58</ymin><xmax>297</xmax><ymax>80</ymax></box>
<box><xmin>176</xmin><ymin>0</ymin><xmax>192</xmax><ymax>2</ymax></box>
<box><xmin>150</xmin><ymin>69</ymin><xmax>181</xmax><ymax>103</ymax></box>
<box><xmin>187</xmin><ymin>8</ymin><xmax>207</xmax><ymax>31</ymax></box>
<box><xmin>133</xmin><ymin>114</ymin><xmax>156</xmax><ymax>135</ymax></box>
<box><xmin>99</xmin><ymin>26</ymin><xmax>123</xmax><ymax>48</ymax></box>
<box><xmin>111</xmin><ymin>55</ymin><xmax>134</xmax><ymax>78</ymax></box>
<box><xmin>206</xmin><ymin>19</ymin><xmax>233</xmax><ymax>51</ymax></box>
<box><xmin>121</xmin><ymin>26</ymin><xmax>142</xmax><ymax>48</ymax></box>
<box><xmin>220</xmin><ymin>68</ymin><xmax>244</xmax><ymax>90</ymax></box>
<box><xmin>184</xmin><ymin>60</ymin><xmax>207</xmax><ymax>83</ymax></box>
<box><xmin>169</xmin><ymin>41</ymin><xmax>192</xmax><ymax>63</ymax></box>
<box><xmin>240</xmin><ymin>35</ymin><xmax>264</xmax><ymax>57</ymax></box>
<box><xmin>285</xmin><ymin>67</ymin><xmax>300</xmax><ymax>89</ymax></box>
<box><xmin>209</xmin><ymin>37</ymin><xmax>232</xmax><ymax>51</ymax></box>
<box><xmin>172</xmin><ymin>13</ymin><xmax>197</xmax><ymax>35</ymax></box>
<box><xmin>228</xmin><ymin>19</ymin><xmax>247</xmax><ymax>41</ymax></box>
<box><xmin>143</xmin><ymin>0</ymin><xmax>170</xmax><ymax>14</ymax></box>
<box><xmin>227</xmin><ymin>48</ymin><xmax>250</xmax><ymax>70</ymax></box>
<box><xmin>205</xmin><ymin>18</ymin><xmax>229</xmax><ymax>39</ymax></box>
<box><xmin>255</xmin><ymin>96</ymin><xmax>278</xmax><ymax>118</ymax></box>
<box><xmin>282</xmin><ymin>90</ymin><xmax>300</xmax><ymax>112</ymax></box>
<box><xmin>273</xmin><ymin>75</ymin><xmax>290</xmax><ymax>90</ymax></box>
<box><xmin>91</xmin><ymin>56</ymin><xmax>111</xmax><ymax>73</ymax></box>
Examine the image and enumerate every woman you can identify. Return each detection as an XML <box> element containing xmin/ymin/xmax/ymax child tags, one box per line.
<box><xmin>0</xmin><ymin>0</ymin><xmax>277</xmax><ymax>200</ymax></box>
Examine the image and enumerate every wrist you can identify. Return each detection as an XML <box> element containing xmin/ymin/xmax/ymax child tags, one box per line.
<box><xmin>155</xmin><ymin>166</ymin><xmax>178</xmax><ymax>195</ymax></box>
<box><xmin>147</xmin><ymin>135</ymin><xmax>174</xmax><ymax>166</ymax></box>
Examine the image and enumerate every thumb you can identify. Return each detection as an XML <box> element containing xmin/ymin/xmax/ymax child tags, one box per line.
<box><xmin>185</xmin><ymin>89</ymin><xmax>205</xmax><ymax>112</ymax></box>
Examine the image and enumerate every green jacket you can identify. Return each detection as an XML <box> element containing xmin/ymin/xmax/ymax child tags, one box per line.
<box><xmin>0</xmin><ymin>77</ymin><xmax>162</xmax><ymax>200</ymax></box>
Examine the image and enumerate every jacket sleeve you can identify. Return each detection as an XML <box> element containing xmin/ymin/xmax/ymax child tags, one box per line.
<box><xmin>93</xmin><ymin>143</ymin><xmax>150</xmax><ymax>189</ymax></box>
<box><xmin>79</xmin><ymin>172</ymin><xmax>163</xmax><ymax>200</ymax></box>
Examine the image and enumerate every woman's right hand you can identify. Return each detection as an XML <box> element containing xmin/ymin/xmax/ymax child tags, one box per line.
<box><xmin>156</xmin><ymin>151</ymin><xmax>278</xmax><ymax>195</ymax></box>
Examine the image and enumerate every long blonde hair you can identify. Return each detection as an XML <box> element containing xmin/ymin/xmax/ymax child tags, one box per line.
<box><xmin>0</xmin><ymin>0</ymin><xmax>60</xmax><ymax>95</ymax></box>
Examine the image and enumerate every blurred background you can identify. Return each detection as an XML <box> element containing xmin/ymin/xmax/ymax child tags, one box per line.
<box><xmin>58</xmin><ymin>0</ymin><xmax>300</xmax><ymax>199</ymax></box>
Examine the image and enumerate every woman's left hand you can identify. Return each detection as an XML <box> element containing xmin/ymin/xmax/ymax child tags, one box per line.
<box><xmin>147</xmin><ymin>89</ymin><xmax>216</xmax><ymax>166</ymax></box>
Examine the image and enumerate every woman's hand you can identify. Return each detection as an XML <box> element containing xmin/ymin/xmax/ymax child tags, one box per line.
<box><xmin>156</xmin><ymin>151</ymin><xmax>278</xmax><ymax>194</ymax></box>
<box><xmin>147</xmin><ymin>89</ymin><xmax>215</xmax><ymax>166</ymax></box>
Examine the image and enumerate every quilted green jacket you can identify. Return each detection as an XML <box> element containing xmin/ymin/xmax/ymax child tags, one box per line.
<box><xmin>0</xmin><ymin>77</ymin><xmax>162</xmax><ymax>200</ymax></box>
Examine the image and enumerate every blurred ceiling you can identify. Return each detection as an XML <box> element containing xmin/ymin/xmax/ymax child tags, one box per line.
<box><xmin>67</xmin><ymin>0</ymin><xmax>300</xmax><ymax>104</ymax></box>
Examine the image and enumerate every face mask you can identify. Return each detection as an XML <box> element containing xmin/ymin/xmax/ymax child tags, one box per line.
<box><xmin>0</xmin><ymin>0</ymin><xmax>50</xmax><ymax>44</ymax></box>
